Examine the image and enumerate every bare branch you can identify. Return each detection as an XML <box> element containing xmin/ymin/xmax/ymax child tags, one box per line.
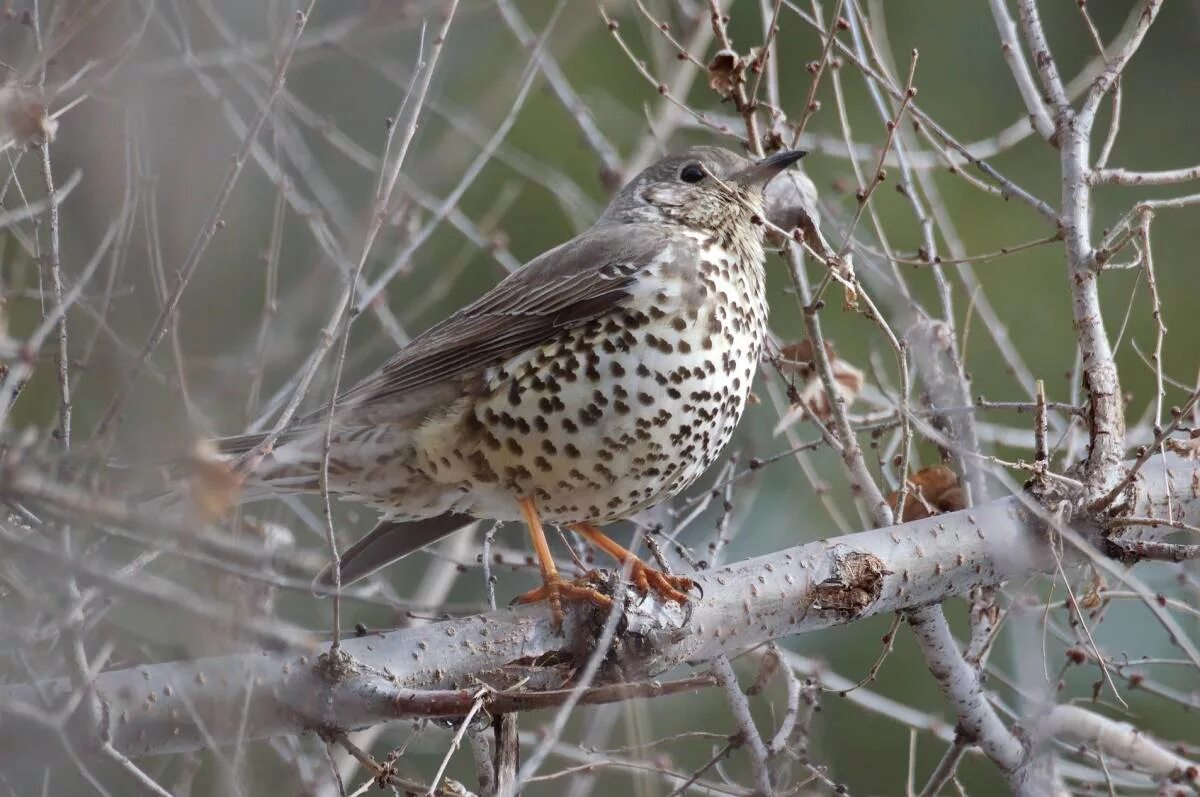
<box><xmin>90</xmin><ymin>1</ymin><xmax>318</xmax><ymax>443</ymax></box>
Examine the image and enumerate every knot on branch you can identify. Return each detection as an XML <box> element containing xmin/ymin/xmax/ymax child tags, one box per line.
<box><xmin>314</xmin><ymin>647</ymin><xmax>358</xmax><ymax>685</ymax></box>
<box><xmin>812</xmin><ymin>549</ymin><xmax>886</xmax><ymax>619</ymax></box>
<box><xmin>555</xmin><ymin>572</ymin><xmax>692</xmax><ymax>682</ymax></box>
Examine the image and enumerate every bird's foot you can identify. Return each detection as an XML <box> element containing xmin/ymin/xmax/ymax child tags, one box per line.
<box><xmin>511</xmin><ymin>565</ymin><xmax>697</xmax><ymax>631</ymax></box>
<box><xmin>512</xmin><ymin>573</ymin><xmax>613</xmax><ymax>630</ymax></box>
<box><xmin>626</xmin><ymin>560</ymin><xmax>696</xmax><ymax>606</ymax></box>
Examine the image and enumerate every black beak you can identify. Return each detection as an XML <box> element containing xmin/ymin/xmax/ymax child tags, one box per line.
<box><xmin>731</xmin><ymin>149</ymin><xmax>807</xmax><ymax>188</ymax></box>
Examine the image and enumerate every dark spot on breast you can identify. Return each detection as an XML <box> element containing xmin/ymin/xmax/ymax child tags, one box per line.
<box><xmin>637</xmin><ymin>392</ymin><xmax>655</xmax><ymax>406</ymax></box>
<box><xmin>468</xmin><ymin>451</ymin><xmax>499</xmax><ymax>483</ymax></box>
<box><xmin>564</xmin><ymin>443</ymin><xmax>581</xmax><ymax>458</ymax></box>
<box><xmin>504</xmin><ymin>465</ymin><xmax>533</xmax><ymax>484</ymax></box>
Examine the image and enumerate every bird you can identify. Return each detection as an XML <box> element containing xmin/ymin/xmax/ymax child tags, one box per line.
<box><xmin>215</xmin><ymin>145</ymin><xmax>806</xmax><ymax>624</ymax></box>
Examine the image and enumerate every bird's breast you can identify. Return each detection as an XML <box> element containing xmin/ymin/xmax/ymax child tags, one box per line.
<box><xmin>430</xmin><ymin>235</ymin><xmax>767</xmax><ymax>525</ymax></box>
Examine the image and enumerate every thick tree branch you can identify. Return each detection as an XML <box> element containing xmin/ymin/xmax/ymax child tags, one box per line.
<box><xmin>2</xmin><ymin>456</ymin><xmax>1196</xmax><ymax>766</ymax></box>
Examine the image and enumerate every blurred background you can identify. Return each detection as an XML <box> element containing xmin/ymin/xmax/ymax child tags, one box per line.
<box><xmin>2</xmin><ymin>0</ymin><xmax>1199</xmax><ymax>794</ymax></box>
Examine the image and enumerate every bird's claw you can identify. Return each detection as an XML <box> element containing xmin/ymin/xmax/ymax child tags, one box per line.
<box><xmin>511</xmin><ymin>573</ymin><xmax>614</xmax><ymax>632</ymax></box>
<box><xmin>626</xmin><ymin>560</ymin><xmax>694</xmax><ymax>606</ymax></box>
<box><xmin>513</xmin><ymin>563</ymin><xmax>699</xmax><ymax>631</ymax></box>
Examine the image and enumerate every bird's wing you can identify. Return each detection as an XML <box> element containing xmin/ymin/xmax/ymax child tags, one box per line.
<box><xmin>336</xmin><ymin>222</ymin><xmax>689</xmax><ymax>409</ymax></box>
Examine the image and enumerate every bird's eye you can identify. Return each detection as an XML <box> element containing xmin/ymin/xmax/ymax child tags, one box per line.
<box><xmin>679</xmin><ymin>163</ymin><xmax>706</xmax><ymax>183</ymax></box>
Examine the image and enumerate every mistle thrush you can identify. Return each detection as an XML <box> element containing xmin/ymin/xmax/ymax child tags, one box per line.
<box><xmin>218</xmin><ymin>146</ymin><xmax>806</xmax><ymax>621</ymax></box>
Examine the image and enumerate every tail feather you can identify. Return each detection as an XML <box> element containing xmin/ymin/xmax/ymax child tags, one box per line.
<box><xmin>213</xmin><ymin>427</ymin><xmax>307</xmax><ymax>457</ymax></box>
<box><xmin>213</xmin><ymin>431</ymin><xmax>268</xmax><ymax>456</ymax></box>
<box><xmin>312</xmin><ymin>513</ymin><xmax>476</xmax><ymax>591</ymax></box>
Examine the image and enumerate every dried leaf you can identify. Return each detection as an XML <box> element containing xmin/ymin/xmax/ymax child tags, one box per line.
<box><xmin>707</xmin><ymin>49</ymin><xmax>744</xmax><ymax>98</ymax></box>
<box><xmin>0</xmin><ymin>85</ymin><xmax>57</xmax><ymax>152</ymax></box>
<box><xmin>838</xmin><ymin>254</ymin><xmax>860</xmax><ymax>311</ymax></box>
<box><xmin>746</xmin><ymin>645</ymin><xmax>780</xmax><ymax>695</ymax></box>
<box><xmin>1165</xmin><ymin>430</ymin><xmax>1200</xmax><ymax>460</ymax></box>
<box><xmin>886</xmin><ymin>466</ymin><xmax>966</xmax><ymax>522</ymax></box>
<box><xmin>1079</xmin><ymin>568</ymin><xmax>1106</xmax><ymax>610</ymax></box>
<box><xmin>776</xmin><ymin>339</ymin><xmax>865</xmax><ymax>427</ymax></box>
<box><xmin>187</xmin><ymin>441</ymin><xmax>244</xmax><ymax>523</ymax></box>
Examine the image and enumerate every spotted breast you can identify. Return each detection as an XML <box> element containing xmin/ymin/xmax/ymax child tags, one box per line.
<box><xmin>410</xmin><ymin>228</ymin><xmax>768</xmax><ymax>525</ymax></box>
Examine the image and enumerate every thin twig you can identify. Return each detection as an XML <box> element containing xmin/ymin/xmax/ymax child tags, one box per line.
<box><xmin>91</xmin><ymin>1</ymin><xmax>318</xmax><ymax>443</ymax></box>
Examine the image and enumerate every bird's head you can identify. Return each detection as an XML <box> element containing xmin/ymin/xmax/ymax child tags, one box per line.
<box><xmin>600</xmin><ymin>146</ymin><xmax>806</xmax><ymax>234</ymax></box>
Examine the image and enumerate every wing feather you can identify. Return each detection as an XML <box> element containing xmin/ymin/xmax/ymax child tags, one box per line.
<box><xmin>337</xmin><ymin>223</ymin><xmax>687</xmax><ymax>409</ymax></box>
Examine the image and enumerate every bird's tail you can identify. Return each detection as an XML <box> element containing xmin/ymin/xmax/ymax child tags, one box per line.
<box><xmin>211</xmin><ymin>430</ymin><xmax>271</xmax><ymax>457</ymax></box>
<box><xmin>126</xmin><ymin>427</ymin><xmax>324</xmax><ymax>516</ymax></box>
<box><xmin>311</xmin><ymin>513</ymin><xmax>476</xmax><ymax>592</ymax></box>
<box><xmin>208</xmin><ymin>425</ymin><xmax>330</xmax><ymax>492</ymax></box>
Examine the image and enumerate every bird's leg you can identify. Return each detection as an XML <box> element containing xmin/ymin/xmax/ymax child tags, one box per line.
<box><xmin>569</xmin><ymin>522</ymin><xmax>694</xmax><ymax>605</ymax></box>
<box><xmin>512</xmin><ymin>497</ymin><xmax>612</xmax><ymax>628</ymax></box>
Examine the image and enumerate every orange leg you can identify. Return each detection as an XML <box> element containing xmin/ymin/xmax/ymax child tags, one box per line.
<box><xmin>570</xmin><ymin>522</ymin><xmax>695</xmax><ymax>605</ymax></box>
<box><xmin>512</xmin><ymin>497</ymin><xmax>612</xmax><ymax>627</ymax></box>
